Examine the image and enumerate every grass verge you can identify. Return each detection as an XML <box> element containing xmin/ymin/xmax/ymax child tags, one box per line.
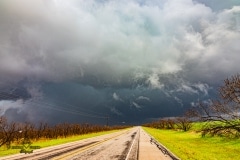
<box><xmin>143</xmin><ymin>127</ymin><xmax>240</xmax><ymax>160</ymax></box>
<box><xmin>0</xmin><ymin>129</ymin><xmax>125</xmax><ymax>157</ymax></box>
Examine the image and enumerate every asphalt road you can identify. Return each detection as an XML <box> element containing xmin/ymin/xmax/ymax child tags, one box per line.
<box><xmin>0</xmin><ymin>127</ymin><xmax>178</xmax><ymax>160</ymax></box>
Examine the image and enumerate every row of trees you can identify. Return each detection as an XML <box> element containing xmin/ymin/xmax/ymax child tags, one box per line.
<box><xmin>145</xmin><ymin>75</ymin><xmax>240</xmax><ymax>138</ymax></box>
<box><xmin>0</xmin><ymin>117</ymin><xmax>129</xmax><ymax>148</ymax></box>
<box><xmin>143</xmin><ymin>116</ymin><xmax>192</xmax><ymax>132</ymax></box>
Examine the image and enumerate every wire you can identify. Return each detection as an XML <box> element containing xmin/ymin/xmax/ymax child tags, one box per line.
<box><xmin>45</xmin><ymin>99</ymin><xmax>106</xmax><ymax>117</ymax></box>
<box><xmin>0</xmin><ymin>81</ymin><xmax>106</xmax><ymax>115</ymax></box>
<box><xmin>0</xmin><ymin>90</ymin><xmax>107</xmax><ymax>119</ymax></box>
<box><xmin>0</xmin><ymin>82</ymin><xmax>107</xmax><ymax>117</ymax></box>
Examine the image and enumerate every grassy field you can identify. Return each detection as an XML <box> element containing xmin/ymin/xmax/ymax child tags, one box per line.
<box><xmin>0</xmin><ymin>129</ymin><xmax>124</xmax><ymax>157</ymax></box>
<box><xmin>143</xmin><ymin>127</ymin><xmax>240</xmax><ymax>160</ymax></box>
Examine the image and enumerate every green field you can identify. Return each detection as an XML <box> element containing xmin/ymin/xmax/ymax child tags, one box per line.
<box><xmin>0</xmin><ymin>129</ymin><xmax>124</xmax><ymax>157</ymax></box>
<box><xmin>143</xmin><ymin>127</ymin><xmax>240</xmax><ymax>160</ymax></box>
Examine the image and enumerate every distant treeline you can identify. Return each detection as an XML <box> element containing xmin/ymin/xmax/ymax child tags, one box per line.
<box><xmin>0</xmin><ymin>116</ymin><xmax>130</xmax><ymax>148</ymax></box>
<box><xmin>143</xmin><ymin>117</ymin><xmax>192</xmax><ymax>132</ymax></box>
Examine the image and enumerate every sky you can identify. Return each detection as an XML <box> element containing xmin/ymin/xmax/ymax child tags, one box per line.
<box><xmin>0</xmin><ymin>0</ymin><xmax>240</xmax><ymax>125</ymax></box>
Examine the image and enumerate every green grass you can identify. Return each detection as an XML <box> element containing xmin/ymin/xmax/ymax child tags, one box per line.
<box><xmin>190</xmin><ymin>121</ymin><xmax>207</xmax><ymax>131</ymax></box>
<box><xmin>143</xmin><ymin>127</ymin><xmax>240</xmax><ymax>160</ymax></box>
<box><xmin>0</xmin><ymin>129</ymin><xmax>125</xmax><ymax>157</ymax></box>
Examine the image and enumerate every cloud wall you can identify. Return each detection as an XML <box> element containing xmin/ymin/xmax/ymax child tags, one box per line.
<box><xmin>0</xmin><ymin>0</ymin><xmax>239</xmax><ymax>86</ymax></box>
<box><xmin>0</xmin><ymin>0</ymin><xmax>240</xmax><ymax>124</ymax></box>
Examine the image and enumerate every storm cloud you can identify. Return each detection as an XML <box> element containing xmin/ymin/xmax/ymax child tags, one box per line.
<box><xmin>0</xmin><ymin>0</ymin><xmax>240</xmax><ymax>124</ymax></box>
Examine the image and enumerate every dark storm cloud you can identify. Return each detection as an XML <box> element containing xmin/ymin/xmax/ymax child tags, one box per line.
<box><xmin>0</xmin><ymin>0</ymin><xmax>240</xmax><ymax>124</ymax></box>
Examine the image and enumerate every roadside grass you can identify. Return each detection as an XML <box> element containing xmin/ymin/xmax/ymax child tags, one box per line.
<box><xmin>0</xmin><ymin>129</ymin><xmax>125</xmax><ymax>157</ymax></box>
<box><xmin>143</xmin><ymin>126</ymin><xmax>240</xmax><ymax>160</ymax></box>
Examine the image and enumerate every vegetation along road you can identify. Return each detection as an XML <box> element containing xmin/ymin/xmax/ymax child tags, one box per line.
<box><xmin>0</xmin><ymin>127</ymin><xmax>178</xmax><ymax>160</ymax></box>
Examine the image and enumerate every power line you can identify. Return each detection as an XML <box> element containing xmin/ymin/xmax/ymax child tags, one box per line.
<box><xmin>46</xmin><ymin>99</ymin><xmax>106</xmax><ymax>117</ymax></box>
<box><xmin>0</xmin><ymin>81</ymin><xmax>106</xmax><ymax>116</ymax></box>
<box><xmin>0</xmin><ymin>90</ymin><xmax>107</xmax><ymax>119</ymax></box>
<box><xmin>0</xmin><ymin>83</ymin><xmax>107</xmax><ymax>116</ymax></box>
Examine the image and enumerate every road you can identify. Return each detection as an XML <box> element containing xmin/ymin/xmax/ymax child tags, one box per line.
<box><xmin>0</xmin><ymin>127</ymin><xmax>179</xmax><ymax>160</ymax></box>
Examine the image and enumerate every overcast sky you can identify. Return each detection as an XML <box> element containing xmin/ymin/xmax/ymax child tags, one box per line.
<box><xmin>0</xmin><ymin>0</ymin><xmax>240</xmax><ymax>125</ymax></box>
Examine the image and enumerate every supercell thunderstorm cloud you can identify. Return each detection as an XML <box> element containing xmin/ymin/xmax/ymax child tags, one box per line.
<box><xmin>0</xmin><ymin>0</ymin><xmax>240</xmax><ymax>125</ymax></box>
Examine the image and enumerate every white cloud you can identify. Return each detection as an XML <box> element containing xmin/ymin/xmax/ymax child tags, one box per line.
<box><xmin>0</xmin><ymin>0</ymin><xmax>239</xmax><ymax>86</ymax></box>
<box><xmin>0</xmin><ymin>99</ymin><xmax>24</xmax><ymax>116</ymax></box>
<box><xmin>174</xmin><ymin>96</ymin><xmax>183</xmax><ymax>107</ymax></box>
<box><xmin>113</xmin><ymin>92</ymin><xmax>123</xmax><ymax>102</ymax></box>
<box><xmin>173</xmin><ymin>78</ymin><xmax>210</xmax><ymax>95</ymax></box>
<box><xmin>146</xmin><ymin>73</ymin><xmax>164</xmax><ymax>90</ymax></box>
<box><xmin>132</xmin><ymin>101</ymin><xmax>142</xmax><ymax>109</ymax></box>
<box><xmin>193</xmin><ymin>83</ymin><xmax>210</xmax><ymax>95</ymax></box>
<box><xmin>137</xmin><ymin>96</ymin><xmax>151</xmax><ymax>101</ymax></box>
<box><xmin>190</xmin><ymin>101</ymin><xmax>196</xmax><ymax>107</ymax></box>
<box><xmin>177</xmin><ymin>84</ymin><xmax>198</xmax><ymax>94</ymax></box>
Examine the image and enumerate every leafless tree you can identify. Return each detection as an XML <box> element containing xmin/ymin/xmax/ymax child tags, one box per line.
<box><xmin>175</xmin><ymin>117</ymin><xmax>192</xmax><ymax>131</ymax></box>
<box><xmin>0</xmin><ymin>116</ymin><xmax>18</xmax><ymax>147</ymax></box>
<box><xmin>165</xmin><ymin>119</ymin><xmax>175</xmax><ymax>129</ymax></box>
<box><xmin>192</xmin><ymin>75</ymin><xmax>240</xmax><ymax>137</ymax></box>
<box><xmin>0</xmin><ymin>114</ymin><xmax>130</xmax><ymax>149</ymax></box>
<box><xmin>143</xmin><ymin>118</ymin><xmax>177</xmax><ymax>130</ymax></box>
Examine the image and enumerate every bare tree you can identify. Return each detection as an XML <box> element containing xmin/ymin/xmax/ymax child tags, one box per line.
<box><xmin>193</xmin><ymin>75</ymin><xmax>240</xmax><ymax>137</ymax></box>
<box><xmin>175</xmin><ymin>117</ymin><xmax>192</xmax><ymax>131</ymax></box>
<box><xmin>0</xmin><ymin>114</ymin><xmax>130</xmax><ymax>149</ymax></box>
<box><xmin>0</xmin><ymin>116</ymin><xmax>18</xmax><ymax>147</ymax></box>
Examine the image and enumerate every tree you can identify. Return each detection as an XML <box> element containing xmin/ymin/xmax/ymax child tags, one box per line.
<box><xmin>0</xmin><ymin>116</ymin><xmax>18</xmax><ymax>147</ymax></box>
<box><xmin>175</xmin><ymin>117</ymin><xmax>192</xmax><ymax>131</ymax></box>
<box><xmin>193</xmin><ymin>75</ymin><xmax>240</xmax><ymax>137</ymax></box>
